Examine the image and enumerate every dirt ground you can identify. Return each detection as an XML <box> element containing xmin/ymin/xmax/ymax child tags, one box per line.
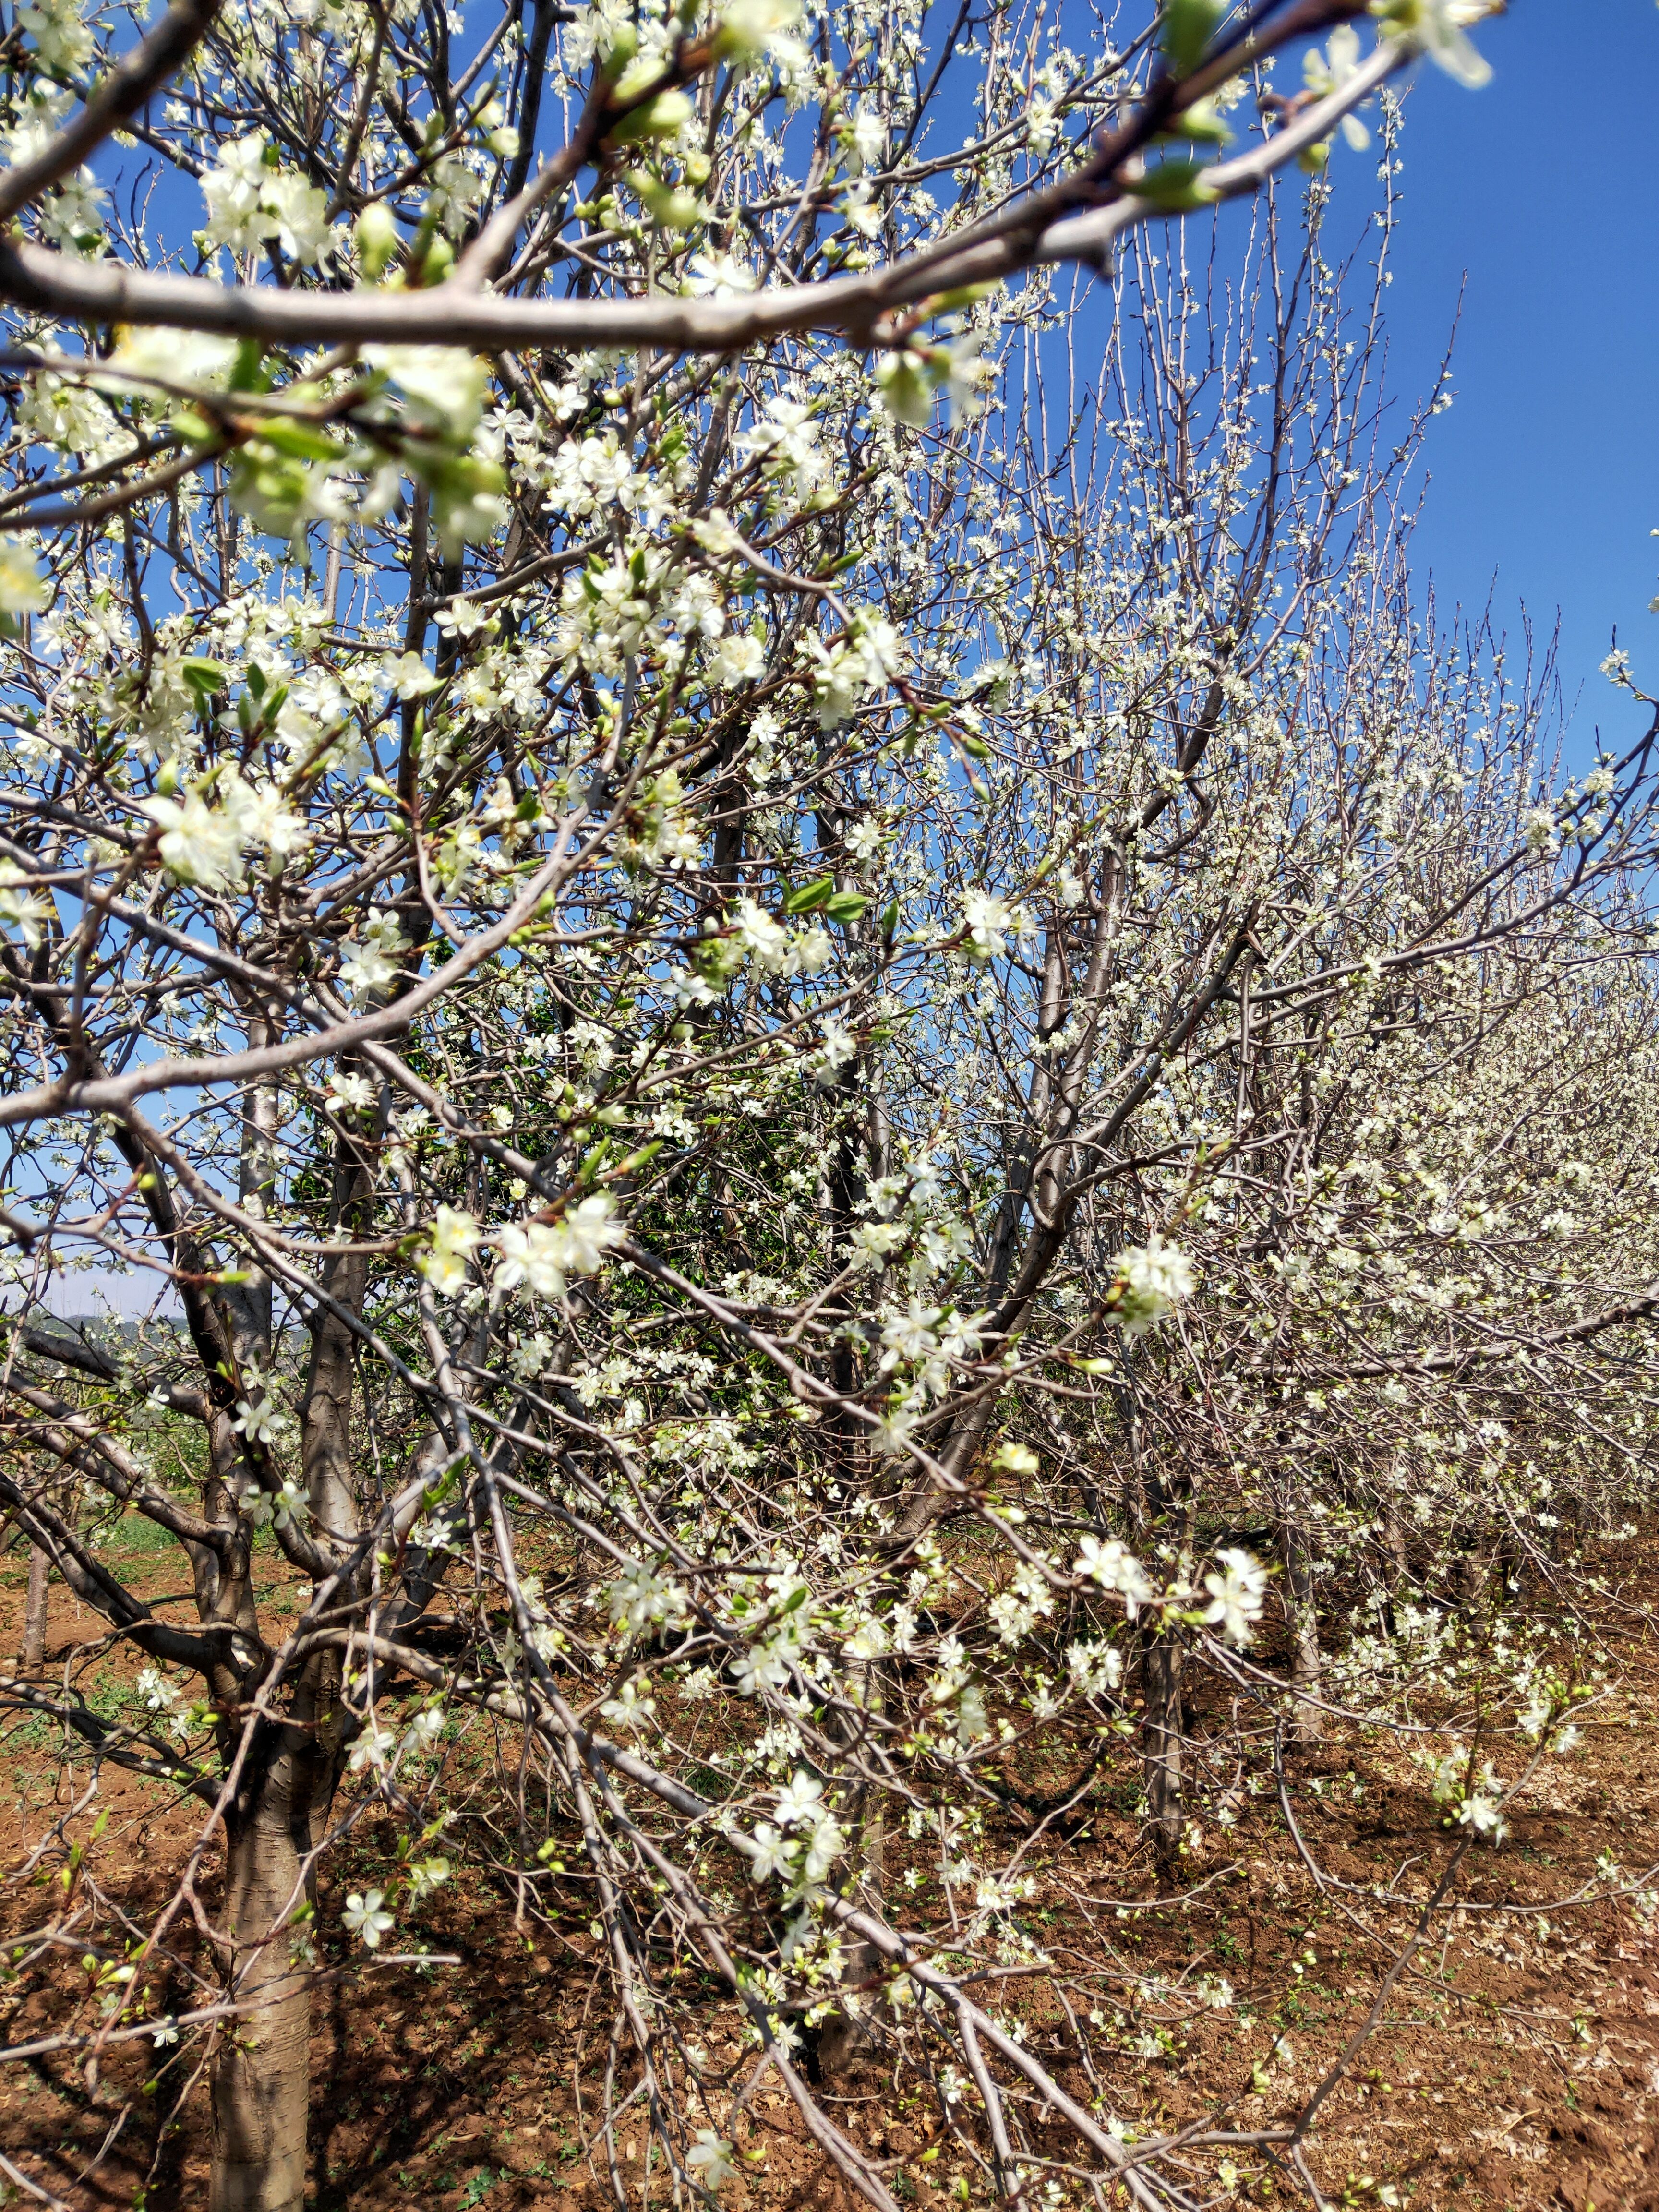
<box><xmin>6</xmin><ymin>1539</ymin><xmax>1659</xmax><ymax>2212</ymax></box>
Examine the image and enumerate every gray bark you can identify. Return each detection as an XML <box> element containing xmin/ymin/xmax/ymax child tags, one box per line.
<box><xmin>210</xmin><ymin>1730</ymin><xmax>337</xmax><ymax>2212</ymax></box>
<box><xmin>1141</xmin><ymin>1626</ymin><xmax>1184</xmax><ymax>1886</ymax></box>
<box><xmin>816</xmin><ymin>1740</ymin><xmax>889</xmax><ymax>2079</ymax></box>
<box><xmin>1283</xmin><ymin>1529</ymin><xmax>1324</xmax><ymax>1744</ymax></box>
<box><xmin>20</xmin><ymin>1542</ymin><xmax>47</xmax><ymax>1669</ymax></box>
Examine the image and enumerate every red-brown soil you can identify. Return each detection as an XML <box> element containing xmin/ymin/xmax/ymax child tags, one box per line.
<box><xmin>6</xmin><ymin>1539</ymin><xmax>1659</xmax><ymax>2212</ymax></box>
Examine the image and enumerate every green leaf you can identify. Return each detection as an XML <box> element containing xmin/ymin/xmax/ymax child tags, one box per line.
<box><xmin>1128</xmin><ymin>157</ymin><xmax>1219</xmax><ymax>211</ymax></box>
<box><xmin>1159</xmin><ymin>0</ymin><xmax>1224</xmax><ymax>80</ymax></box>
<box><xmin>578</xmin><ymin>1136</ymin><xmax>614</xmax><ymax>1183</ymax></box>
<box><xmin>1169</xmin><ymin>96</ymin><xmax>1232</xmax><ymax>146</ymax></box>
<box><xmin>180</xmin><ymin>658</ymin><xmax>226</xmax><ymax>699</ymax></box>
<box><xmin>228</xmin><ymin>337</ymin><xmax>269</xmax><ymax>393</ymax></box>
<box><xmin>782</xmin><ymin>876</ymin><xmax>835</xmax><ymax>914</ymax></box>
<box><xmin>627</xmin><ymin>169</ymin><xmax>704</xmax><ymax>230</ymax></box>
<box><xmin>421</xmin><ymin>1461</ymin><xmax>462</xmax><ymax>1512</ymax></box>
<box><xmin>355</xmin><ymin>202</ymin><xmax>400</xmax><ymax>281</ymax></box>
<box><xmin>926</xmin><ymin>280</ymin><xmax>1003</xmax><ymax>314</ymax></box>
<box><xmin>823</xmin><ymin>890</ymin><xmax>870</xmax><ymax>924</ymax></box>
<box><xmin>879</xmin><ymin>898</ymin><xmax>899</xmax><ymax>943</ymax></box>
<box><xmin>606</xmin><ymin>90</ymin><xmax>695</xmax><ymax>144</ymax></box>
<box><xmin>616</xmin><ymin>1139</ymin><xmax>664</xmax><ymax>1177</ymax></box>
<box><xmin>252</xmin><ymin>417</ymin><xmax>346</xmax><ymax>464</ymax></box>
<box><xmin>599</xmin><ymin>23</ymin><xmax>639</xmax><ymax>76</ymax></box>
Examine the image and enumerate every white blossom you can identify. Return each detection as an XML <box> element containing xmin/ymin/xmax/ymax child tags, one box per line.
<box><xmin>1200</xmin><ymin>1549</ymin><xmax>1269</xmax><ymax>1647</ymax></box>
<box><xmin>687</xmin><ymin>2130</ymin><xmax>737</xmax><ymax>2190</ymax></box>
<box><xmin>1076</xmin><ymin>1537</ymin><xmax>1154</xmax><ymax>1615</ymax></box>
<box><xmin>1108</xmin><ymin>1238</ymin><xmax>1197</xmax><ymax>1336</ymax></box>
<box><xmin>419</xmin><ymin>1206</ymin><xmax>480</xmax><ymax>1296</ymax></box>
<box><xmin>341</xmin><ymin>1889</ymin><xmax>396</xmax><ymax>1948</ymax></box>
<box><xmin>1374</xmin><ymin>0</ymin><xmax>1493</xmax><ymax>89</ymax></box>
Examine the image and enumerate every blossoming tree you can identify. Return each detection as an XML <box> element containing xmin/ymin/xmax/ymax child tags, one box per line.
<box><xmin>9</xmin><ymin>3</ymin><xmax>1652</xmax><ymax>2212</ymax></box>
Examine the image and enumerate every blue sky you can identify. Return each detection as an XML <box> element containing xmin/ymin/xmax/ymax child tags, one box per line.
<box><xmin>1376</xmin><ymin>2</ymin><xmax>1659</xmax><ymax>759</ymax></box>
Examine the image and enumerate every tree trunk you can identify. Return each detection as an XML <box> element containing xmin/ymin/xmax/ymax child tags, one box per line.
<box><xmin>1378</xmin><ymin>1503</ymin><xmax>1407</xmax><ymax>1638</ymax></box>
<box><xmin>1446</xmin><ymin>1544</ymin><xmax>1485</xmax><ymax>1622</ymax></box>
<box><xmin>1492</xmin><ymin>1522</ymin><xmax>1524</xmax><ymax>1610</ymax></box>
<box><xmin>212</xmin><ymin>1026</ymin><xmax>368</xmax><ymax>2211</ymax></box>
<box><xmin>20</xmin><ymin>1543</ymin><xmax>48</xmax><ymax>1669</ymax></box>
<box><xmin>1141</xmin><ymin>1626</ymin><xmax>1184</xmax><ymax>1887</ymax></box>
<box><xmin>210</xmin><ymin>1733</ymin><xmax>334</xmax><ymax>2212</ymax></box>
<box><xmin>816</xmin><ymin>1667</ymin><xmax>889</xmax><ymax>2080</ymax></box>
<box><xmin>1283</xmin><ymin>1530</ymin><xmax>1324</xmax><ymax>1744</ymax></box>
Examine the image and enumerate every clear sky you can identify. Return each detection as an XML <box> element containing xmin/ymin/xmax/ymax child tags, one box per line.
<box><xmin>1376</xmin><ymin>2</ymin><xmax>1659</xmax><ymax>760</ymax></box>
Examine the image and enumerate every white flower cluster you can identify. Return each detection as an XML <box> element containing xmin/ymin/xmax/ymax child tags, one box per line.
<box><xmin>339</xmin><ymin>910</ymin><xmax>412</xmax><ymax>1000</ymax></box>
<box><xmin>1106</xmin><ymin>1237</ymin><xmax>1197</xmax><ymax>1337</ymax></box>
<box><xmin>959</xmin><ymin>890</ymin><xmax>1034</xmax><ymax>965</ymax></box>
<box><xmin>1199</xmin><ymin>1549</ymin><xmax>1269</xmax><ymax>1647</ymax></box>
<box><xmin>417</xmin><ymin>1205</ymin><xmax>480</xmax><ymax>1296</ymax></box>
<box><xmin>199</xmin><ymin>134</ymin><xmax>337</xmax><ymax>265</ymax></box>
<box><xmin>802</xmin><ymin>613</ymin><xmax>902</xmax><ymax>728</ymax></box>
<box><xmin>141</xmin><ymin>769</ymin><xmax>307</xmax><ymax>892</ymax></box>
<box><xmin>135</xmin><ymin>1665</ymin><xmax>191</xmax><ymax>1739</ymax></box>
<box><xmin>0</xmin><ymin>868</ymin><xmax>52</xmax><ymax>949</ymax></box>
<box><xmin>1076</xmin><ymin>1538</ymin><xmax>1154</xmax><ymax>1613</ymax></box>
<box><xmin>495</xmin><ymin>1193</ymin><xmax>627</xmax><ymax>1300</ymax></box>
<box><xmin>417</xmin><ymin>1194</ymin><xmax>627</xmax><ymax>1305</ymax></box>
<box><xmin>4</xmin><ymin>77</ymin><xmax>104</xmax><ymax>249</ymax></box>
<box><xmin>748</xmin><ymin>1770</ymin><xmax>847</xmax><ymax>1902</ymax></box>
<box><xmin>1424</xmin><ymin>1750</ymin><xmax>1510</xmax><ymax>1843</ymax></box>
<box><xmin>607</xmin><ymin>1560</ymin><xmax>691</xmax><ymax>1642</ymax></box>
<box><xmin>729</xmin><ymin>898</ymin><xmax>832</xmax><ymax>978</ymax></box>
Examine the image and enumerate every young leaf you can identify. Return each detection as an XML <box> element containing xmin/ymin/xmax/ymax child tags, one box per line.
<box><xmin>1160</xmin><ymin>0</ymin><xmax>1224</xmax><ymax>79</ymax></box>
<box><xmin>1129</xmin><ymin>157</ymin><xmax>1219</xmax><ymax>210</ymax></box>
<box><xmin>180</xmin><ymin>658</ymin><xmax>227</xmax><ymax>700</ymax></box>
<box><xmin>607</xmin><ymin>91</ymin><xmax>695</xmax><ymax>145</ymax></box>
